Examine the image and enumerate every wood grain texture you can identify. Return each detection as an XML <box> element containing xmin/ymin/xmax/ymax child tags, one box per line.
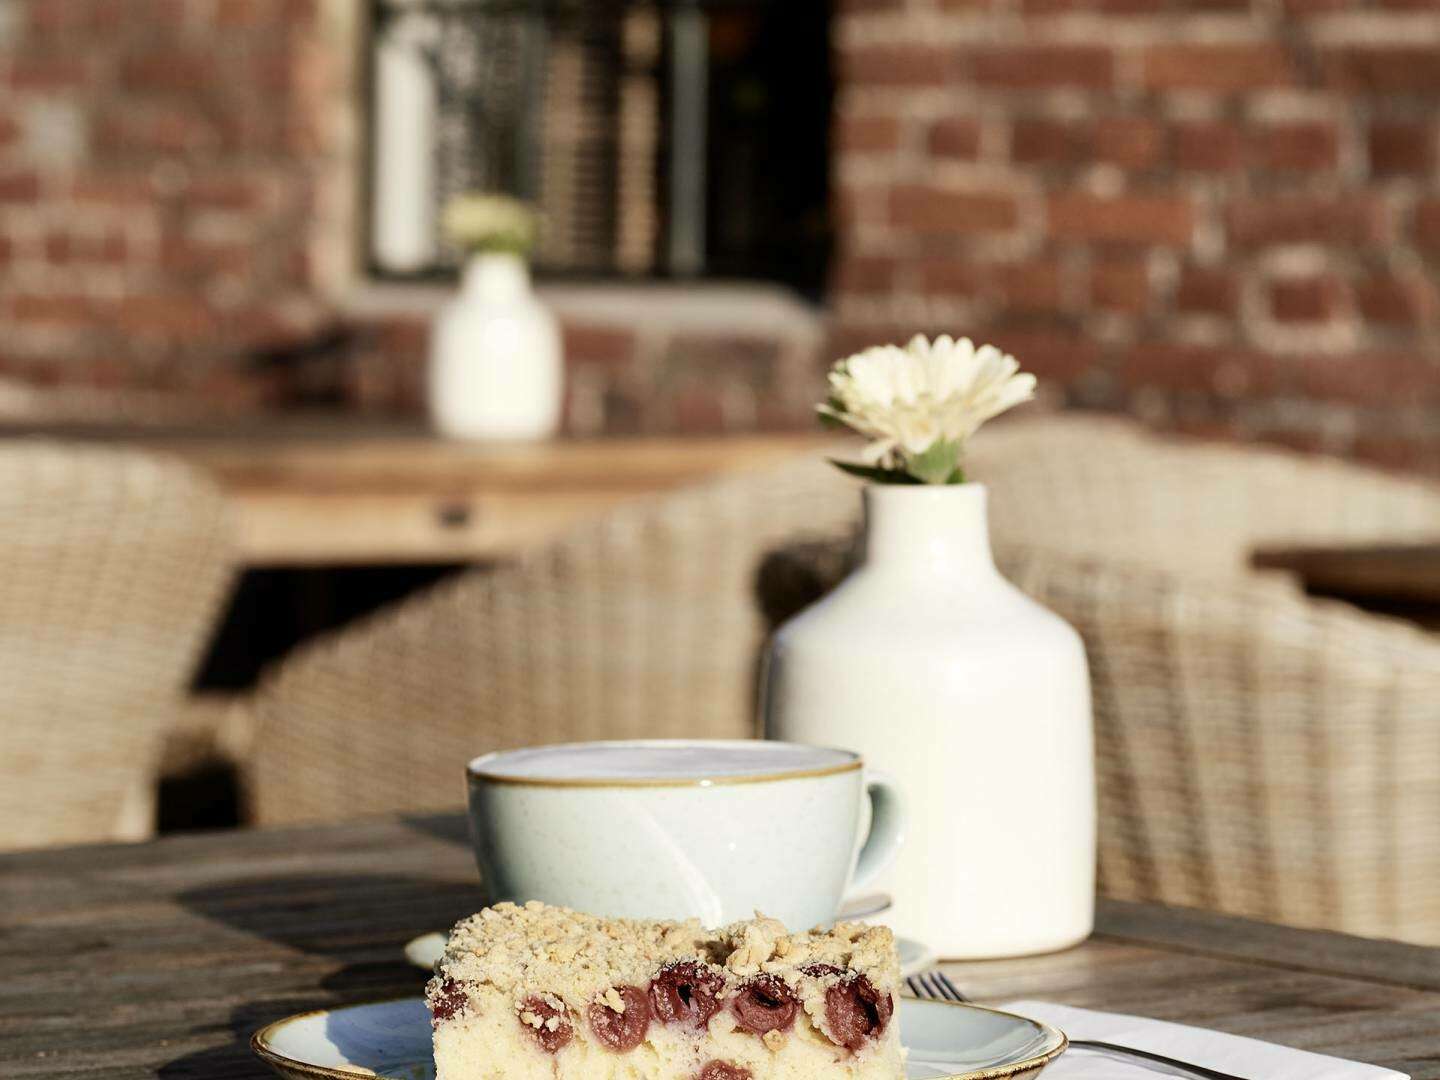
<box><xmin>2</xmin><ymin>818</ymin><xmax>1436</xmax><ymax>1079</ymax></box>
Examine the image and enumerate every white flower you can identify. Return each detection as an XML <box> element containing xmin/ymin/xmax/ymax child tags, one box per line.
<box><xmin>441</xmin><ymin>193</ymin><xmax>538</xmax><ymax>255</ymax></box>
<box><xmin>819</xmin><ymin>334</ymin><xmax>1036</xmax><ymax>483</ymax></box>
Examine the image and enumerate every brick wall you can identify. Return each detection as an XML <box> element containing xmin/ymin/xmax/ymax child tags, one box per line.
<box><xmin>831</xmin><ymin>0</ymin><xmax>1440</xmax><ymax>472</ymax></box>
<box><xmin>0</xmin><ymin>0</ymin><xmax>351</xmax><ymax>414</ymax></box>
<box><xmin>3</xmin><ymin>0</ymin><xmax>1440</xmax><ymax>468</ymax></box>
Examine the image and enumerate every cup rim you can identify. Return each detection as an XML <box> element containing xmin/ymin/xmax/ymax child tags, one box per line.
<box><xmin>466</xmin><ymin>739</ymin><xmax>862</xmax><ymax>789</ymax></box>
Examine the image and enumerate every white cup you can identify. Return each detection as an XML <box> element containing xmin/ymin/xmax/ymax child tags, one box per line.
<box><xmin>466</xmin><ymin>739</ymin><xmax>905</xmax><ymax>930</ymax></box>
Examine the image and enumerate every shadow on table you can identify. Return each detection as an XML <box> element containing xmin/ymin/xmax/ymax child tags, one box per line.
<box><xmin>399</xmin><ymin>812</ymin><xmax>472</xmax><ymax>849</ymax></box>
<box><xmin>157</xmin><ymin>997</ymin><xmax>329</xmax><ymax>1080</ymax></box>
<box><xmin>166</xmin><ymin>871</ymin><xmax>483</xmax><ymax>1078</ymax></box>
<box><xmin>176</xmin><ymin>871</ymin><xmax>484</xmax><ymax>997</ymax></box>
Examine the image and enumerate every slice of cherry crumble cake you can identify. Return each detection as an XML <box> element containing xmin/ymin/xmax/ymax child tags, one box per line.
<box><xmin>426</xmin><ymin>901</ymin><xmax>904</xmax><ymax>1080</ymax></box>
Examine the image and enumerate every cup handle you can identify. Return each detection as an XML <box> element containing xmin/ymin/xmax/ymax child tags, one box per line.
<box><xmin>851</xmin><ymin>769</ymin><xmax>905</xmax><ymax>892</ymax></box>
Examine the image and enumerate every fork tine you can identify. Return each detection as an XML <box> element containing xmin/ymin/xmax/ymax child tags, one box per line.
<box><xmin>928</xmin><ymin>970</ymin><xmax>957</xmax><ymax>1002</ymax></box>
<box><xmin>913</xmin><ymin>971</ymin><xmax>936</xmax><ymax>999</ymax></box>
<box><xmin>932</xmin><ymin>970</ymin><xmax>970</xmax><ymax>1003</ymax></box>
<box><xmin>904</xmin><ymin>975</ymin><xmax>925</xmax><ymax>998</ymax></box>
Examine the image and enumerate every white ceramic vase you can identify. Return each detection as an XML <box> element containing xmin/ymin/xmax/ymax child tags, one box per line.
<box><xmin>428</xmin><ymin>252</ymin><xmax>562</xmax><ymax>440</ymax></box>
<box><xmin>760</xmin><ymin>483</ymin><xmax>1095</xmax><ymax>958</ymax></box>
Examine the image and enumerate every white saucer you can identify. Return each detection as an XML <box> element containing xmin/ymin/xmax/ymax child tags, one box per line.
<box><xmin>253</xmin><ymin>996</ymin><xmax>1066</xmax><ymax>1080</ymax></box>
<box><xmin>403</xmin><ymin>932</ymin><xmax>936</xmax><ymax>979</ymax></box>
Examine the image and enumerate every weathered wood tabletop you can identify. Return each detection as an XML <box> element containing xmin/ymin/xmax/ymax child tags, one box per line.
<box><xmin>4</xmin><ymin>817</ymin><xmax>1438</xmax><ymax>1078</ymax></box>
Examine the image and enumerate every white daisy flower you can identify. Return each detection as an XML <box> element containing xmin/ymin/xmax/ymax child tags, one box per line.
<box><xmin>441</xmin><ymin>193</ymin><xmax>539</xmax><ymax>256</ymax></box>
<box><xmin>819</xmin><ymin>334</ymin><xmax>1036</xmax><ymax>483</ymax></box>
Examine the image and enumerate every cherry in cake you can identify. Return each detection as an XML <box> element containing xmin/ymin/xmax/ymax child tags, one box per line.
<box><xmin>426</xmin><ymin>901</ymin><xmax>904</xmax><ymax>1080</ymax></box>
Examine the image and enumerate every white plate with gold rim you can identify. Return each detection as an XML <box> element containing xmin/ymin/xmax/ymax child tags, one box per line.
<box><xmin>251</xmin><ymin>996</ymin><xmax>1066</xmax><ymax>1080</ymax></box>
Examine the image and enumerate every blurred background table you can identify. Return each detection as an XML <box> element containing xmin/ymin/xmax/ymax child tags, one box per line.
<box><xmin>1254</xmin><ymin>543</ymin><xmax>1440</xmax><ymax>631</ymax></box>
<box><xmin>5</xmin><ymin>423</ymin><xmax>828</xmax><ymax>566</ymax></box>
<box><xmin>2</xmin><ymin>816</ymin><xmax>1437</xmax><ymax>1079</ymax></box>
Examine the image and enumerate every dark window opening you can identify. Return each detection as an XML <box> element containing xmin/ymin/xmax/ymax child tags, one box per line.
<box><xmin>366</xmin><ymin>0</ymin><xmax>833</xmax><ymax>297</ymax></box>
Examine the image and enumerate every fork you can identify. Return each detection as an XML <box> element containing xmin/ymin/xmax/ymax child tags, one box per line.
<box><xmin>905</xmin><ymin>969</ymin><xmax>1255</xmax><ymax>1080</ymax></box>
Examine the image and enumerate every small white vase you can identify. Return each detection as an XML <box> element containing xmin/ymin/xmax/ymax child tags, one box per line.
<box><xmin>761</xmin><ymin>483</ymin><xmax>1095</xmax><ymax>958</ymax></box>
<box><xmin>428</xmin><ymin>252</ymin><xmax>563</xmax><ymax>440</ymax></box>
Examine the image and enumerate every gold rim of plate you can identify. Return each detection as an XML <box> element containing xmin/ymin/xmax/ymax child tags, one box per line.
<box><xmin>249</xmin><ymin>996</ymin><xmax>1068</xmax><ymax>1080</ymax></box>
<box><xmin>466</xmin><ymin>741</ymin><xmax>863</xmax><ymax>789</ymax></box>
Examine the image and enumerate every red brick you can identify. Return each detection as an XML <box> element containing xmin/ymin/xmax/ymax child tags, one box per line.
<box><xmin>1141</xmin><ymin>44</ymin><xmax>1295</xmax><ymax>93</ymax></box>
<box><xmin>1355</xmin><ymin>274</ymin><xmax>1438</xmax><ymax>325</ymax></box>
<box><xmin>96</xmin><ymin>107</ymin><xmax>217</xmax><ymax>155</ymax></box>
<box><xmin>891</xmin><ymin>186</ymin><xmax>1021</xmax><ymax>235</ymax></box>
<box><xmin>989</xmin><ymin>331</ymin><xmax>1101</xmax><ymax>380</ymax></box>
<box><xmin>0</xmin><ymin>172</ymin><xmax>40</xmax><ymax>203</ymax></box>
<box><xmin>159</xmin><ymin>237</ymin><xmax>252</xmax><ymax>276</ymax></box>
<box><xmin>1047</xmin><ymin>193</ymin><xmax>1195</xmax><ymax>246</ymax></box>
<box><xmin>1368</xmin><ymin>122</ymin><xmax>1434</xmax><ymax>175</ymax></box>
<box><xmin>1091</xmin><ymin>258</ymin><xmax>1150</xmax><ymax>313</ymax></box>
<box><xmin>119</xmin><ymin>51</ymin><xmax>217</xmax><ymax>94</ymax></box>
<box><xmin>1252</xmin><ymin>122</ymin><xmax>1339</xmax><ymax>171</ymax></box>
<box><xmin>7</xmin><ymin>57</ymin><xmax>89</xmax><ymax>91</ymax></box>
<box><xmin>971</xmin><ymin>46</ymin><xmax>1114</xmax><ymax>90</ymax></box>
<box><xmin>187</xmin><ymin>174</ymin><xmax>271</xmax><ymax>211</ymax></box>
<box><xmin>1227</xmin><ymin>195</ymin><xmax>1390</xmax><ymax>248</ymax></box>
<box><xmin>113</xmin><ymin>295</ymin><xmax>216</xmax><ymax>340</ymax></box>
<box><xmin>1122</xmin><ymin>344</ymin><xmax>1275</xmax><ymax>396</ymax></box>
<box><xmin>1270</xmin><ymin>276</ymin><xmax>1349</xmax><ymax>322</ymax></box>
<box><xmin>997</xmin><ymin>261</ymin><xmax>1067</xmax><ymax>313</ymax></box>
<box><xmin>672</xmin><ymin>390</ymin><xmax>726</xmax><ymax>434</ymax></box>
<box><xmin>1323</xmin><ymin>47</ymin><xmax>1440</xmax><ymax>94</ymax></box>
<box><xmin>1175</xmin><ymin>122</ymin><xmax>1244</xmax><ymax>171</ymax></box>
<box><xmin>1094</xmin><ymin>117</ymin><xmax>1166</xmax><ymax>169</ymax></box>
<box><xmin>837</xmin><ymin>115</ymin><xmax>901</xmax><ymax>155</ymax></box>
<box><xmin>1176</xmin><ymin>267</ymin><xmax>1239</xmax><ymax>316</ymax></box>
<box><xmin>70</xmin><ymin>173</ymin><xmax>155</xmax><ymax>206</ymax></box>
<box><xmin>1011</xmin><ymin>118</ymin><xmax>1086</xmax><ymax>165</ymax></box>
<box><xmin>841</xmin><ymin>45</ymin><xmax>954</xmax><ymax>88</ymax></box>
<box><xmin>1351</xmin><ymin>436</ymin><xmax>1440</xmax><ymax>473</ymax></box>
<box><xmin>215</xmin><ymin>0</ymin><xmax>272</xmax><ymax>25</ymax></box>
<box><xmin>928</xmin><ymin>117</ymin><xmax>981</xmax><ymax>160</ymax></box>
<box><xmin>833</xmin><ymin>256</ymin><xmax>897</xmax><ymax>295</ymax></box>
<box><xmin>1417</xmin><ymin>200</ymin><xmax>1440</xmax><ymax>249</ymax></box>
<box><xmin>45</xmin><ymin>230</ymin><xmax>128</xmax><ymax>266</ymax></box>
<box><xmin>562</xmin><ymin>323</ymin><xmax>636</xmax><ymax>367</ymax></box>
<box><xmin>10</xmin><ymin>294</ymin><xmax>97</xmax><ymax>324</ymax></box>
<box><xmin>1023</xmin><ymin>0</ymin><xmax>1162</xmax><ymax>11</ymax></box>
<box><xmin>918</xmin><ymin>259</ymin><xmax>982</xmax><ymax>297</ymax></box>
<box><xmin>1294</xmin><ymin>351</ymin><xmax>1440</xmax><ymax>407</ymax></box>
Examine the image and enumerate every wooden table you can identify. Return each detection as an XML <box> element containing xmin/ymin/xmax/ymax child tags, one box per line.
<box><xmin>6</xmin><ymin>423</ymin><xmax>830</xmax><ymax>566</ymax></box>
<box><xmin>4</xmin><ymin>819</ymin><xmax>1437</xmax><ymax>1079</ymax></box>
<box><xmin>1254</xmin><ymin>542</ymin><xmax>1440</xmax><ymax>630</ymax></box>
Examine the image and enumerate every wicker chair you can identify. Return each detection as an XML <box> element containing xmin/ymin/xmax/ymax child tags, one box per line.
<box><xmin>970</xmin><ymin>415</ymin><xmax>1440</xmax><ymax>579</ymax></box>
<box><xmin>0</xmin><ymin>441</ymin><xmax>235</xmax><ymax>850</ymax></box>
<box><xmin>247</xmin><ymin>454</ymin><xmax>858</xmax><ymax>827</ymax></box>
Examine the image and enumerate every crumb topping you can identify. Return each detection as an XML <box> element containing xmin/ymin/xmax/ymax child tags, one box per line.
<box><xmin>428</xmin><ymin>901</ymin><xmax>899</xmax><ymax>1017</ymax></box>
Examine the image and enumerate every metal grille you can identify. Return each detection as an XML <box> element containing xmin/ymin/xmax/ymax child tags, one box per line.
<box><xmin>367</xmin><ymin>0</ymin><xmax>830</xmax><ymax>289</ymax></box>
<box><xmin>372</xmin><ymin>1</ymin><xmax>674</xmax><ymax>278</ymax></box>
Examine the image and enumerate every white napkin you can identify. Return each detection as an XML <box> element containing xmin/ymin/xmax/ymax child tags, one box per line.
<box><xmin>1002</xmin><ymin>1000</ymin><xmax>1408</xmax><ymax>1079</ymax></box>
